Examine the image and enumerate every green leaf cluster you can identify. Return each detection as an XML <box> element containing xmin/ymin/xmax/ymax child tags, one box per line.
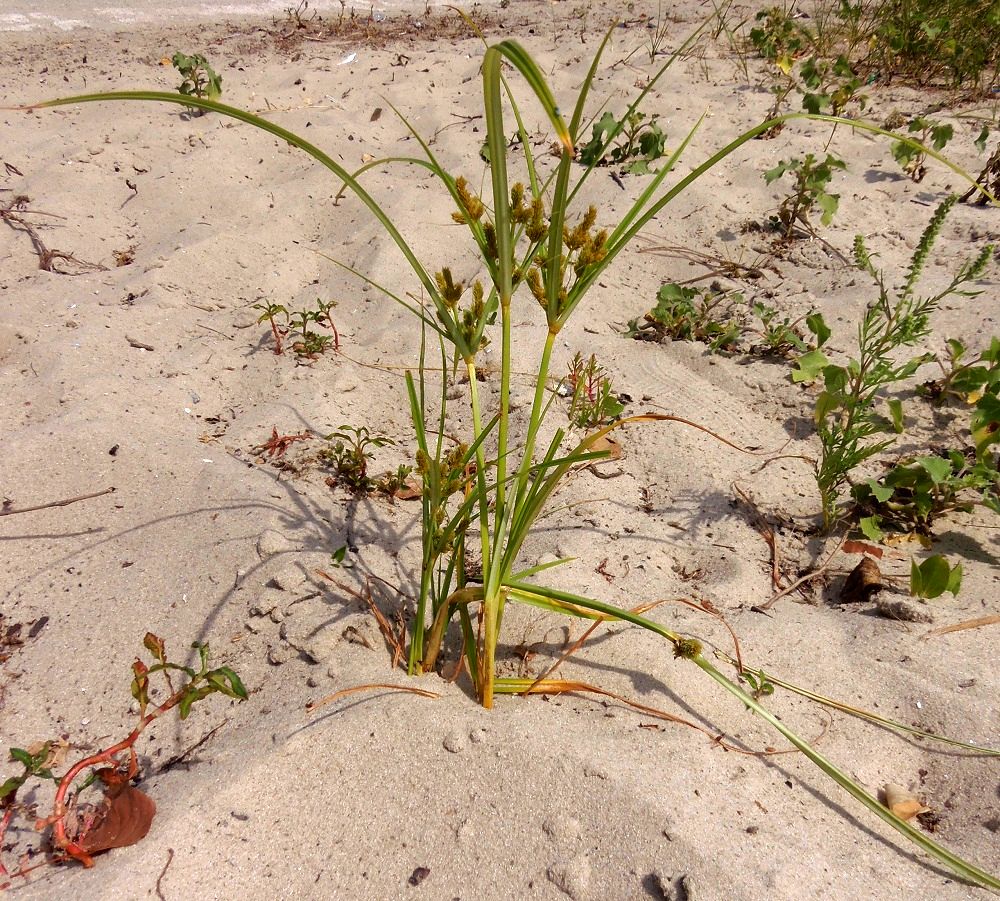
<box><xmin>854</xmin><ymin>452</ymin><xmax>1000</xmax><ymax>540</ymax></box>
<box><xmin>764</xmin><ymin>152</ymin><xmax>847</xmax><ymax>238</ymax></box>
<box><xmin>872</xmin><ymin>0</ymin><xmax>1000</xmax><ymax>88</ymax></box>
<box><xmin>578</xmin><ymin>110</ymin><xmax>667</xmax><ymax>175</ymax></box>
<box><xmin>172</xmin><ymin>52</ymin><xmax>222</xmax><ymax>103</ymax></box>
<box><xmin>628</xmin><ymin>281</ymin><xmax>744</xmax><ymax>350</ymax></box>
<box><xmin>910</xmin><ymin>554</ymin><xmax>963</xmax><ymax>599</ymax></box>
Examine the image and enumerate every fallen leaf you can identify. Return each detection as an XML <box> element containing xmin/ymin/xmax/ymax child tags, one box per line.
<box><xmin>408</xmin><ymin>866</ymin><xmax>430</xmax><ymax>886</ymax></box>
<box><xmin>75</xmin><ymin>769</ymin><xmax>156</xmax><ymax>855</ymax></box>
<box><xmin>842</xmin><ymin>539</ymin><xmax>883</xmax><ymax>559</ymax></box>
<box><xmin>589</xmin><ymin>435</ymin><xmax>622</xmax><ymax>460</ymax></box>
<box><xmin>884</xmin><ymin>531</ymin><xmax>932</xmax><ymax>549</ymax></box>
<box><xmin>840</xmin><ymin>557</ymin><xmax>882</xmax><ymax>603</ymax></box>
<box><xmin>883</xmin><ymin>783</ymin><xmax>930</xmax><ymax>821</ymax></box>
<box><xmin>159</xmin><ymin>57</ymin><xmax>171</xmax><ymax>66</ymax></box>
<box><xmin>394</xmin><ymin>476</ymin><xmax>423</xmax><ymax>500</ymax></box>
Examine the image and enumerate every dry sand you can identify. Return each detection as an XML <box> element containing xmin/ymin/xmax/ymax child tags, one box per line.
<box><xmin>1</xmin><ymin>2</ymin><xmax>998</xmax><ymax>898</ymax></box>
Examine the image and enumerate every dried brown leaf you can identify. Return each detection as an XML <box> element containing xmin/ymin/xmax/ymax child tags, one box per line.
<box><xmin>76</xmin><ymin>779</ymin><xmax>156</xmax><ymax>854</ymax></box>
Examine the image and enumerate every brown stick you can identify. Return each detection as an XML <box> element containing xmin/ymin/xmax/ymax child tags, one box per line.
<box><xmin>1</xmin><ymin>195</ymin><xmax>106</xmax><ymax>274</ymax></box>
<box><xmin>1</xmin><ymin>487</ymin><xmax>115</xmax><ymax>517</ymax></box>
<box><xmin>155</xmin><ymin>848</ymin><xmax>175</xmax><ymax>901</ymax></box>
<box><xmin>760</xmin><ymin>536</ymin><xmax>845</xmax><ymax>610</ymax></box>
<box><xmin>733</xmin><ymin>483</ymin><xmax>783</xmax><ymax>591</ymax></box>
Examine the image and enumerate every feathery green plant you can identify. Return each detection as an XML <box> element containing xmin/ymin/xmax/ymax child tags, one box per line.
<box><xmin>793</xmin><ymin>196</ymin><xmax>994</xmax><ymax>530</ymax></box>
<box><xmin>22</xmin><ymin>16</ymin><xmax>1000</xmax><ymax>890</ymax></box>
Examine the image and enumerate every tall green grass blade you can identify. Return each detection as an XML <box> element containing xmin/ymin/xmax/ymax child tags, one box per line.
<box><xmin>29</xmin><ymin>91</ymin><xmax>450</xmax><ymax>299</ymax></box>
<box><xmin>695</xmin><ymin>655</ymin><xmax>1000</xmax><ymax>890</ymax></box>
<box><xmin>728</xmin><ymin>659</ymin><xmax>1000</xmax><ymax>756</ymax></box>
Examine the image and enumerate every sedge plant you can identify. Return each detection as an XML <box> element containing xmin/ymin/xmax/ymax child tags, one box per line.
<box><xmin>21</xmin><ymin>16</ymin><xmax>1000</xmax><ymax>889</ymax></box>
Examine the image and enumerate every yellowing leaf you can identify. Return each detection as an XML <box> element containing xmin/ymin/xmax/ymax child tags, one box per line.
<box><xmin>884</xmin><ymin>783</ymin><xmax>930</xmax><ymax>821</ymax></box>
<box><xmin>589</xmin><ymin>435</ymin><xmax>622</xmax><ymax>460</ymax></box>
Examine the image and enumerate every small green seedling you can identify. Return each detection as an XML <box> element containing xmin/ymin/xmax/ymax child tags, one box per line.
<box><xmin>892</xmin><ymin>117</ymin><xmax>954</xmax><ymax>182</ymax></box>
<box><xmin>171</xmin><ymin>52</ymin><xmax>222</xmax><ymax>113</ymax></box>
<box><xmin>749</xmin><ymin>301</ymin><xmax>810</xmax><ymax>356</ymax></box>
<box><xmin>329</xmin><ymin>545</ymin><xmax>354</xmax><ymax>568</ymax></box>
<box><xmin>765</xmin><ymin>153</ymin><xmax>847</xmax><ymax>239</ymax></box>
<box><xmin>252</xmin><ymin>301</ymin><xmax>289</xmax><ymax>354</ymax></box>
<box><xmin>578</xmin><ymin>110</ymin><xmax>668</xmax><ymax>175</ymax></box>
<box><xmin>321</xmin><ymin>425</ymin><xmax>396</xmax><ymax>491</ymax></box>
<box><xmin>627</xmin><ymin>282</ymin><xmax>744</xmax><ymax>350</ymax></box>
<box><xmin>560</xmin><ymin>352</ymin><xmax>624</xmax><ymax>430</ymax></box>
<box><xmin>288</xmin><ymin>302</ymin><xmax>339</xmax><ymax>359</ymax></box>
<box><xmin>741</xmin><ymin>668</ymin><xmax>776</xmax><ymax>702</ymax></box>
<box><xmin>910</xmin><ymin>554</ymin><xmax>963</xmax><ymax>599</ymax></box>
<box><xmin>253</xmin><ymin>298</ymin><xmax>339</xmax><ymax>358</ymax></box>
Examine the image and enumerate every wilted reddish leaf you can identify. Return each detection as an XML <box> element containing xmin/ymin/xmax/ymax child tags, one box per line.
<box><xmin>394</xmin><ymin>476</ymin><xmax>423</xmax><ymax>500</ymax></box>
<box><xmin>76</xmin><ymin>778</ymin><xmax>156</xmax><ymax>855</ymax></box>
<box><xmin>842</xmin><ymin>539</ymin><xmax>883</xmax><ymax>559</ymax></box>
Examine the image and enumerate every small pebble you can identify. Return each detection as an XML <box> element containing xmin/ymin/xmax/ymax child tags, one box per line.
<box><xmin>546</xmin><ymin>853</ymin><xmax>591</xmax><ymax>900</ymax></box>
<box><xmin>443</xmin><ymin>729</ymin><xmax>466</xmax><ymax>753</ymax></box>
<box><xmin>267</xmin><ymin>644</ymin><xmax>291</xmax><ymax>665</ymax></box>
<box><xmin>257</xmin><ymin>529</ymin><xmax>293</xmax><ymax>558</ymax></box>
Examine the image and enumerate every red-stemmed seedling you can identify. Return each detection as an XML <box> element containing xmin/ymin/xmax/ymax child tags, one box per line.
<box><xmin>0</xmin><ymin>633</ymin><xmax>246</xmax><ymax>887</ymax></box>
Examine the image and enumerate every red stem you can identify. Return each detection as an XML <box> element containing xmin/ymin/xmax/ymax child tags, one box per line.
<box><xmin>0</xmin><ymin>806</ymin><xmax>13</xmax><ymax>878</ymax></box>
<box><xmin>269</xmin><ymin>317</ymin><xmax>284</xmax><ymax>355</ymax></box>
<box><xmin>325</xmin><ymin>313</ymin><xmax>340</xmax><ymax>351</ymax></box>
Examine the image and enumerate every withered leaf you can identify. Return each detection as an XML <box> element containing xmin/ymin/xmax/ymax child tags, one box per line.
<box><xmin>883</xmin><ymin>783</ymin><xmax>930</xmax><ymax>821</ymax></box>
<box><xmin>842</xmin><ymin>539</ymin><xmax>883</xmax><ymax>559</ymax></box>
<box><xmin>840</xmin><ymin>557</ymin><xmax>882</xmax><ymax>604</ymax></box>
<box><xmin>77</xmin><ymin>780</ymin><xmax>156</xmax><ymax>854</ymax></box>
<box><xmin>408</xmin><ymin>866</ymin><xmax>430</xmax><ymax>886</ymax></box>
<box><xmin>589</xmin><ymin>435</ymin><xmax>622</xmax><ymax>460</ymax></box>
<box><xmin>394</xmin><ymin>476</ymin><xmax>423</xmax><ymax>501</ymax></box>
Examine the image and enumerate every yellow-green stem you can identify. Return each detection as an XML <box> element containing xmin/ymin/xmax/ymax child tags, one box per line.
<box><xmin>465</xmin><ymin>358</ymin><xmax>492</xmax><ymax>575</ymax></box>
<box><xmin>495</xmin><ymin>301</ymin><xmax>512</xmax><ymax>522</ymax></box>
<box><xmin>489</xmin><ymin>327</ymin><xmax>559</xmax><ymax>596</ymax></box>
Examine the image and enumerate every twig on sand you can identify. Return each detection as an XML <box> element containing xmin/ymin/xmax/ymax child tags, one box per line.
<box><xmin>1</xmin><ymin>486</ymin><xmax>115</xmax><ymax>517</ymax></box>
<box><xmin>760</xmin><ymin>536</ymin><xmax>845</xmax><ymax>609</ymax></box>
<box><xmin>733</xmin><ymin>483</ymin><xmax>783</xmax><ymax>591</ymax></box>
<box><xmin>1</xmin><ymin>195</ymin><xmax>106</xmax><ymax>274</ymax></box>
<box><xmin>155</xmin><ymin>848</ymin><xmax>175</xmax><ymax>901</ymax></box>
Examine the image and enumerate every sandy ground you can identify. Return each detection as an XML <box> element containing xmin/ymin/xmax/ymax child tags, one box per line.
<box><xmin>1</xmin><ymin>2</ymin><xmax>998</xmax><ymax>898</ymax></box>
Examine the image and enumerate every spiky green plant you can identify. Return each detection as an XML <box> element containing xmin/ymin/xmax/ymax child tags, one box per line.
<box><xmin>21</xmin><ymin>16</ymin><xmax>1000</xmax><ymax>890</ymax></box>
